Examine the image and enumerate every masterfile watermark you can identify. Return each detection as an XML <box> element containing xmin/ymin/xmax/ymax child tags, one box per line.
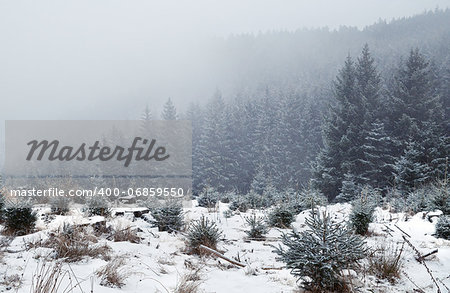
<box><xmin>26</xmin><ymin>137</ymin><xmax>170</xmax><ymax>167</ymax></box>
<box><xmin>4</xmin><ymin>120</ymin><xmax>192</xmax><ymax>206</ymax></box>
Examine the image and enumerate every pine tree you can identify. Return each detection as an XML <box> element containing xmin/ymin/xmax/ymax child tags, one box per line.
<box><xmin>274</xmin><ymin>210</ymin><xmax>366</xmax><ymax>291</ymax></box>
<box><xmin>161</xmin><ymin>98</ymin><xmax>178</xmax><ymax>120</ymax></box>
<box><xmin>336</xmin><ymin>172</ymin><xmax>360</xmax><ymax>202</ymax></box>
<box><xmin>388</xmin><ymin>48</ymin><xmax>442</xmax><ymax>148</ymax></box>
<box><xmin>394</xmin><ymin>141</ymin><xmax>430</xmax><ymax>193</ymax></box>
<box><xmin>435</xmin><ymin>215</ymin><xmax>450</xmax><ymax>240</ymax></box>
<box><xmin>361</xmin><ymin>120</ymin><xmax>396</xmax><ymax>190</ymax></box>
<box><xmin>197</xmin><ymin>90</ymin><xmax>231</xmax><ymax>191</ymax></box>
<box><xmin>141</xmin><ymin>104</ymin><xmax>152</xmax><ymax>121</ymax></box>
<box><xmin>314</xmin><ymin>53</ymin><xmax>367</xmax><ymax>200</ymax></box>
<box><xmin>186</xmin><ymin>102</ymin><xmax>205</xmax><ymax>194</ymax></box>
<box><xmin>356</xmin><ymin>44</ymin><xmax>381</xmax><ymax>121</ymax></box>
<box><xmin>350</xmin><ymin>190</ymin><xmax>376</xmax><ymax>235</ymax></box>
<box><xmin>250</xmin><ymin>165</ymin><xmax>267</xmax><ymax>195</ymax></box>
<box><xmin>439</xmin><ymin>57</ymin><xmax>450</xmax><ymax>133</ymax></box>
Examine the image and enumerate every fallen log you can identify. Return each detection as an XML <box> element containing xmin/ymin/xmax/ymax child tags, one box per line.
<box><xmin>261</xmin><ymin>267</ymin><xmax>283</xmax><ymax>271</ymax></box>
<box><xmin>418</xmin><ymin>249</ymin><xmax>438</xmax><ymax>261</ymax></box>
<box><xmin>395</xmin><ymin>224</ymin><xmax>411</xmax><ymax>238</ymax></box>
<box><xmin>199</xmin><ymin>245</ymin><xmax>246</xmax><ymax>268</ymax></box>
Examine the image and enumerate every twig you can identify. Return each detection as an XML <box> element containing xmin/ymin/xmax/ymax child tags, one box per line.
<box><xmin>395</xmin><ymin>224</ymin><xmax>411</xmax><ymax>238</ymax></box>
<box><xmin>437</xmin><ymin>277</ymin><xmax>450</xmax><ymax>292</ymax></box>
<box><xmin>261</xmin><ymin>267</ymin><xmax>283</xmax><ymax>271</ymax></box>
<box><xmin>402</xmin><ymin>235</ymin><xmax>441</xmax><ymax>293</ymax></box>
<box><xmin>199</xmin><ymin>245</ymin><xmax>245</xmax><ymax>268</ymax></box>
<box><xmin>418</xmin><ymin>249</ymin><xmax>438</xmax><ymax>261</ymax></box>
<box><xmin>403</xmin><ymin>271</ymin><xmax>425</xmax><ymax>293</ymax></box>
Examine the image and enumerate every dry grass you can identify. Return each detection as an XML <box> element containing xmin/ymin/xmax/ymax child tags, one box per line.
<box><xmin>367</xmin><ymin>243</ymin><xmax>404</xmax><ymax>284</ymax></box>
<box><xmin>43</xmin><ymin>225</ymin><xmax>111</xmax><ymax>262</ymax></box>
<box><xmin>174</xmin><ymin>267</ymin><xmax>203</xmax><ymax>293</ymax></box>
<box><xmin>0</xmin><ymin>273</ymin><xmax>21</xmax><ymax>290</ymax></box>
<box><xmin>111</xmin><ymin>227</ymin><xmax>140</xmax><ymax>243</ymax></box>
<box><xmin>96</xmin><ymin>256</ymin><xmax>130</xmax><ymax>288</ymax></box>
<box><xmin>30</xmin><ymin>261</ymin><xmax>82</xmax><ymax>293</ymax></box>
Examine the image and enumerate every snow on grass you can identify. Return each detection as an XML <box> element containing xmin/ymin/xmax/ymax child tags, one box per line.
<box><xmin>0</xmin><ymin>201</ymin><xmax>449</xmax><ymax>292</ymax></box>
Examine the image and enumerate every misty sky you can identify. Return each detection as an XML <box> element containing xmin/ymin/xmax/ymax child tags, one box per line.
<box><xmin>1</xmin><ymin>0</ymin><xmax>449</xmax><ymax>122</ymax></box>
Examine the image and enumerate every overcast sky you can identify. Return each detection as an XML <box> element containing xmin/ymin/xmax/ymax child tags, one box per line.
<box><xmin>0</xmin><ymin>0</ymin><xmax>449</xmax><ymax>122</ymax></box>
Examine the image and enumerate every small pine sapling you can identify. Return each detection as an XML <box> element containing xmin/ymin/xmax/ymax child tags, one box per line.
<box><xmin>84</xmin><ymin>196</ymin><xmax>111</xmax><ymax>217</ymax></box>
<box><xmin>429</xmin><ymin>179</ymin><xmax>449</xmax><ymax>215</ymax></box>
<box><xmin>3</xmin><ymin>201</ymin><xmax>37</xmax><ymax>235</ymax></box>
<box><xmin>350</xmin><ymin>189</ymin><xmax>375</xmax><ymax>235</ymax></box>
<box><xmin>267</xmin><ymin>205</ymin><xmax>295</xmax><ymax>228</ymax></box>
<box><xmin>274</xmin><ymin>209</ymin><xmax>366</xmax><ymax>292</ymax></box>
<box><xmin>244</xmin><ymin>214</ymin><xmax>269</xmax><ymax>240</ymax></box>
<box><xmin>187</xmin><ymin>216</ymin><xmax>222</xmax><ymax>254</ymax></box>
<box><xmin>149</xmin><ymin>200</ymin><xmax>184</xmax><ymax>232</ymax></box>
<box><xmin>435</xmin><ymin>215</ymin><xmax>450</xmax><ymax>240</ymax></box>
<box><xmin>229</xmin><ymin>199</ymin><xmax>248</xmax><ymax>212</ymax></box>
<box><xmin>197</xmin><ymin>187</ymin><xmax>219</xmax><ymax>209</ymax></box>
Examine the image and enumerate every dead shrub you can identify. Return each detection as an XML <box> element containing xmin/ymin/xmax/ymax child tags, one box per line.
<box><xmin>96</xmin><ymin>256</ymin><xmax>130</xmax><ymax>288</ymax></box>
<box><xmin>30</xmin><ymin>261</ymin><xmax>82</xmax><ymax>293</ymax></box>
<box><xmin>367</xmin><ymin>243</ymin><xmax>404</xmax><ymax>283</ymax></box>
<box><xmin>43</xmin><ymin>224</ymin><xmax>111</xmax><ymax>262</ymax></box>
<box><xmin>110</xmin><ymin>227</ymin><xmax>140</xmax><ymax>244</ymax></box>
<box><xmin>0</xmin><ymin>273</ymin><xmax>21</xmax><ymax>290</ymax></box>
<box><xmin>174</xmin><ymin>267</ymin><xmax>203</xmax><ymax>293</ymax></box>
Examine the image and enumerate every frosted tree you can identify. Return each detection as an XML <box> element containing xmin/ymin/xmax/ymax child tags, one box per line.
<box><xmin>250</xmin><ymin>165</ymin><xmax>267</xmax><ymax>195</ymax></box>
<box><xmin>274</xmin><ymin>209</ymin><xmax>366</xmax><ymax>291</ymax></box>
<box><xmin>314</xmin><ymin>53</ymin><xmax>367</xmax><ymax>200</ymax></box>
<box><xmin>394</xmin><ymin>141</ymin><xmax>430</xmax><ymax>193</ymax></box>
<box><xmin>388</xmin><ymin>48</ymin><xmax>442</xmax><ymax>150</ymax></box>
<box><xmin>361</xmin><ymin>120</ymin><xmax>396</xmax><ymax>190</ymax></box>
<box><xmin>356</xmin><ymin>44</ymin><xmax>382</xmax><ymax>121</ymax></box>
<box><xmin>141</xmin><ymin>104</ymin><xmax>152</xmax><ymax>121</ymax></box>
<box><xmin>197</xmin><ymin>90</ymin><xmax>233</xmax><ymax>191</ymax></box>
<box><xmin>336</xmin><ymin>172</ymin><xmax>360</xmax><ymax>202</ymax></box>
<box><xmin>161</xmin><ymin>98</ymin><xmax>178</xmax><ymax>120</ymax></box>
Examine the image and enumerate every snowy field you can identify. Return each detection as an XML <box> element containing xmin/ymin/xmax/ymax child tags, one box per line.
<box><xmin>0</xmin><ymin>201</ymin><xmax>449</xmax><ymax>293</ymax></box>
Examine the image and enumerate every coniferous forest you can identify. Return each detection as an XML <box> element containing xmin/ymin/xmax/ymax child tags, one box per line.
<box><xmin>1</xmin><ymin>5</ymin><xmax>450</xmax><ymax>293</ymax></box>
<box><xmin>152</xmin><ymin>10</ymin><xmax>450</xmax><ymax>203</ymax></box>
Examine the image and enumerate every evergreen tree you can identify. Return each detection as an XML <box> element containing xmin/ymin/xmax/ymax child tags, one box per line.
<box><xmin>274</xmin><ymin>210</ymin><xmax>366</xmax><ymax>291</ymax></box>
<box><xmin>361</xmin><ymin>120</ymin><xmax>396</xmax><ymax>190</ymax></box>
<box><xmin>197</xmin><ymin>90</ymin><xmax>232</xmax><ymax>191</ymax></box>
<box><xmin>388</xmin><ymin>49</ymin><xmax>442</xmax><ymax>148</ymax></box>
<box><xmin>356</xmin><ymin>44</ymin><xmax>382</xmax><ymax>121</ymax></box>
<box><xmin>439</xmin><ymin>58</ymin><xmax>450</xmax><ymax>133</ymax></box>
<box><xmin>250</xmin><ymin>165</ymin><xmax>267</xmax><ymax>195</ymax></box>
<box><xmin>161</xmin><ymin>98</ymin><xmax>178</xmax><ymax>120</ymax></box>
<box><xmin>141</xmin><ymin>104</ymin><xmax>152</xmax><ymax>121</ymax></box>
<box><xmin>336</xmin><ymin>172</ymin><xmax>360</xmax><ymax>202</ymax></box>
<box><xmin>186</xmin><ymin>102</ymin><xmax>204</xmax><ymax>193</ymax></box>
<box><xmin>314</xmin><ymin>53</ymin><xmax>368</xmax><ymax>200</ymax></box>
<box><xmin>394</xmin><ymin>141</ymin><xmax>430</xmax><ymax>193</ymax></box>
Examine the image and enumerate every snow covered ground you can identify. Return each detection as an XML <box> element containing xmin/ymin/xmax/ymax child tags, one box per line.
<box><xmin>0</xmin><ymin>202</ymin><xmax>449</xmax><ymax>293</ymax></box>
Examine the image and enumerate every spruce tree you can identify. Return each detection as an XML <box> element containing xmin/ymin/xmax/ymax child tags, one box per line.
<box><xmin>274</xmin><ymin>209</ymin><xmax>366</xmax><ymax>291</ymax></box>
<box><xmin>388</xmin><ymin>48</ymin><xmax>441</xmax><ymax>148</ymax></box>
<box><xmin>141</xmin><ymin>104</ymin><xmax>152</xmax><ymax>121</ymax></box>
<box><xmin>161</xmin><ymin>98</ymin><xmax>178</xmax><ymax>120</ymax></box>
<box><xmin>388</xmin><ymin>50</ymin><xmax>448</xmax><ymax>192</ymax></box>
<box><xmin>356</xmin><ymin>44</ymin><xmax>382</xmax><ymax>121</ymax></box>
<box><xmin>197</xmin><ymin>90</ymin><xmax>232</xmax><ymax>191</ymax></box>
<box><xmin>315</xmin><ymin>53</ymin><xmax>368</xmax><ymax>200</ymax></box>
<box><xmin>361</xmin><ymin>120</ymin><xmax>396</xmax><ymax>190</ymax></box>
<box><xmin>394</xmin><ymin>141</ymin><xmax>430</xmax><ymax>193</ymax></box>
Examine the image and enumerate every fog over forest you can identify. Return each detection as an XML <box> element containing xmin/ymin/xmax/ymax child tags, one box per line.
<box><xmin>0</xmin><ymin>0</ymin><xmax>449</xmax><ymax>120</ymax></box>
<box><xmin>1</xmin><ymin>3</ymin><xmax>450</xmax><ymax>292</ymax></box>
<box><xmin>0</xmin><ymin>2</ymin><xmax>449</xmax><ymax>189</ymax></box>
